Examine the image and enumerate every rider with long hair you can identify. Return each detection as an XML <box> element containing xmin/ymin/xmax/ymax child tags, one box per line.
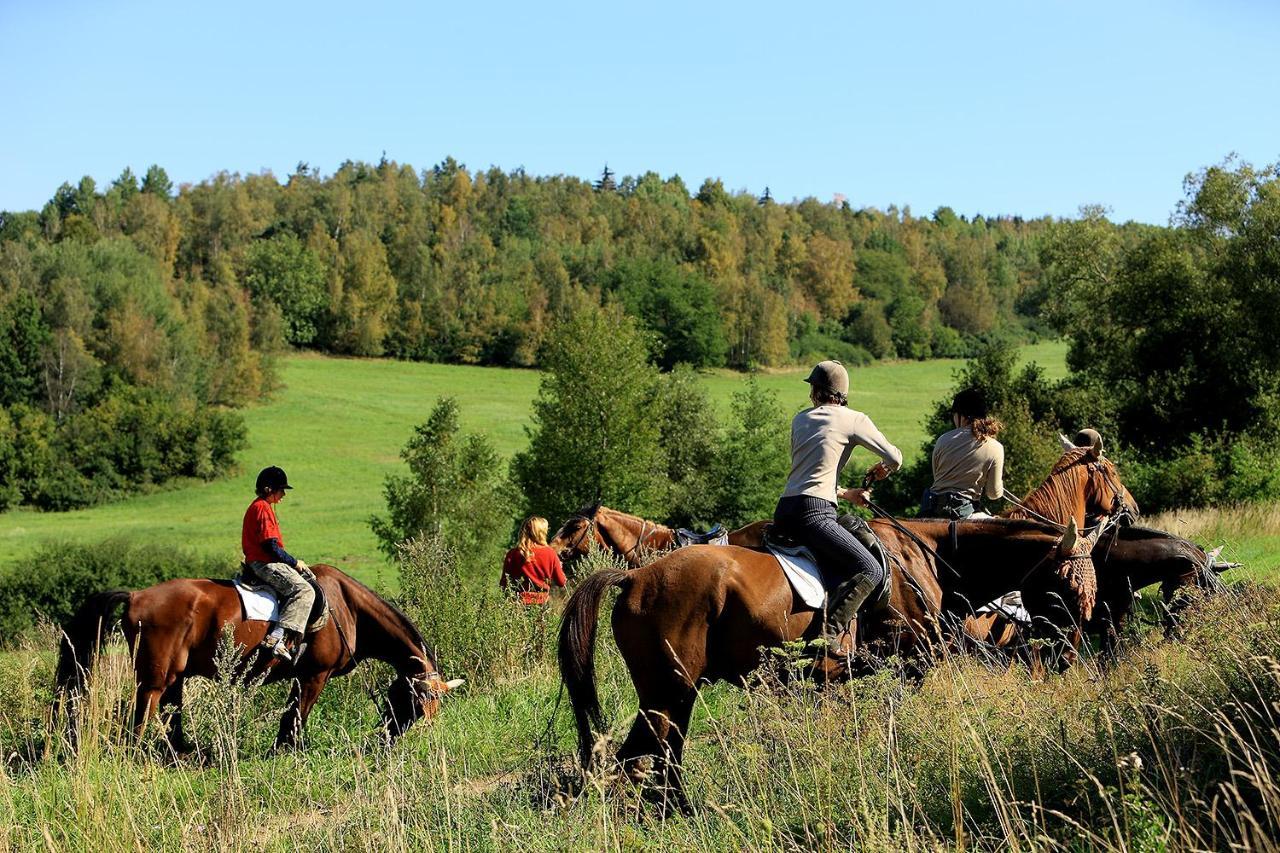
<box><xmin>501</xmin><ymin>516</ymin><xmax>567</xmax><ymax>605</ymax></box>
<box><xmin>774</xmin><ymin>360</ymin><xmax>903</xmax><ymax>660</ymax></box>
<box><xmin>920</xmin><ymin>389</ymin><xmax>1005</xmax><ymax>519</ymax></box>
<box><xmin>242</xmin><ymin>466</ymin><xmax>315</xmax><ymax>661</ymax></box>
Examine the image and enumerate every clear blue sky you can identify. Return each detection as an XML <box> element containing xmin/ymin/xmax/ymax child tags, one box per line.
<box><xmin>2</xmin><ymin>0</ymin><xmax>1276</xmax><ymax>224</ymax></box>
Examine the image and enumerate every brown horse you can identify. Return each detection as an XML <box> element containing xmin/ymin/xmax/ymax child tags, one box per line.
<box><xmin>548</xmin><ymin>504</ymin><xmax>759</xmax><ymax>569</ymax></box>
<box><xmin>558</xmin><ymin>518</ymin><xmax>1093</xmax><ymax>805</ymax></box>
<box><xmin>55</xmin><ymin>563</ymin><xmax>462</xmax><ymax>752</ymax></box>
<box><xmin>1001</xmin><ymin>445</ymin><xmax>1137</xmax><ymax>530</ymax></box>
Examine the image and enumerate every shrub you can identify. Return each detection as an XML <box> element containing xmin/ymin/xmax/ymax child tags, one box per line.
<box><xmin>395</xmin><ymin>534</ymin><xmax>560</xmax><ymax>683</ymax></box>
<box><xmin>0</xmin><ymin>539</ymin><xmax>232</xmax><ymax>642</ymax></box>
<box><xmin>708</xmin><ymin>375</ymin><xmax>792</xmax><ymax>527</ymax></box>
<box><xmin>369</xmin><ymin>396</ymin><xmax>513</xmax><ymax>564</ymax></box>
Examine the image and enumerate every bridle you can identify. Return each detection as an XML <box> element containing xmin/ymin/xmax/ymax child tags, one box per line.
<box><xmin>558</xmin><ymin>511</ymin><xmax>602</xmax><ymax>558</ymax></box>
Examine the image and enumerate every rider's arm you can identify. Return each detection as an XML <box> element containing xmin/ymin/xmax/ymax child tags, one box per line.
<box><xmin>263</xmin><ymin>537</ymin><xmax>298</xmax><ymax>569</ymax></box>
<box><xmin>549</xmin><ymin>552</ymin><xmax>567</xmax><ymax>589</ymax></box>
<box><xmin>852</xmin><ymin>413</ymin><xmax>903</xmax><ymax>476</ymax></box>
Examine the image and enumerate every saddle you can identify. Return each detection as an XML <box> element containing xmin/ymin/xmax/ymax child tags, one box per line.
<box><xmin>675</xmin><ymin>524</ymin><xmax>728</xmax><ymax>547</ymax></box>
<box><xmin>764</xmin><ymin>515</ymin><xmax>893</xmax><ymax>611</ymax></box>
<box><xmin>234</xmin><ymin>567</ymin><xmax>331</xmax><ymax>634</ymax></box>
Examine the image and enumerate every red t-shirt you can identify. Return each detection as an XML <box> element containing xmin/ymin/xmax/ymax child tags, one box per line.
<box><xmin>242</xmin><ymin>498</ymin><xmax>284</xmax><ymax>563</ymax></box>
<box><xmin>501</xmin><ymin>545</ymin><xmax>567</xmax><ymax>605</ymax></box>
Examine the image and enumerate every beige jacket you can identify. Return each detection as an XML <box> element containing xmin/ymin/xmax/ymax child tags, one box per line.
<box><xmin>782</xmin><ymin>405</ymin><xmax>902</xmax><ymax>502</ymax></box>
<box><xmin>930</xmin><ymin>427</ymin><xmax>1004</xmax><ymax>502</ymax></box>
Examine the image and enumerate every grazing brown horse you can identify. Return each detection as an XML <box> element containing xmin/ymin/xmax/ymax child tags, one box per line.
<box><xmin>548</xmin><ymin>504</ymin><xmax>759</xmax><ymax>569</ymax></box>
<box><xmin>55</xmin><ymin>563</ymin><xmax>462</xmax><ymax>752</ymax></box>
<box><xmin>1085</xmin><ymin>525</ymin><xmax>1236</xmax><ymax>654</ymax></box>
<box><xmin>558</xmin><ymin>518</ymin><xmax>1093</xmax><ymax>805</ymax></box>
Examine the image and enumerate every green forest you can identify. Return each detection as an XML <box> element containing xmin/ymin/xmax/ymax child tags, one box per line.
<box><xmin>2</xmin><ymin>156</ymin><xmax>1278</xmax><ymax>514</ymax></box>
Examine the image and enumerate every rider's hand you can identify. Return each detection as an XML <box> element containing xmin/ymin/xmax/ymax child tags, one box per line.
<box><xmin>838</xmin><ymin>487</ymin><xmax>872</xmax><ymax>507</ymax></box>
<box><xmin>295</xmin><ymin>560</ymin><xmax>313</xmax><ymax>578</ymax></box>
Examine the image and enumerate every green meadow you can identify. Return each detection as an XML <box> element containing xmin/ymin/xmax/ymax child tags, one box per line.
<box><xmin>0</xmin><ymin>342</ymin><xmax>1070</xmax><ymax>581</ymax></box>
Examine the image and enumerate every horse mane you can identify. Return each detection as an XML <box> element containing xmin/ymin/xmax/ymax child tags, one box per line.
<box><xmin>332</xmin><ymin>566</ymin><xmax>440</xmax><ymax>673</ymax></box>
<box><xmin>1050</xmin><ymin>446</ymin><xmax>1092</xmax><ymax>475</ymax></box>
<box><xmin>1008</xmin><ymin>447</ymin><xmax>1107</xmax><ymax>522</ymax></box>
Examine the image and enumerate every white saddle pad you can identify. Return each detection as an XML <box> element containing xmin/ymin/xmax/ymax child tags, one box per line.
<box><xmin>766</xmin><ymin>544</ymin><xmax>826</xmax><ymax>609</ymax></box>
<box><xmin>234</xmin><ymin>578</ymin><xmax>280</xmax><ymax>622</ymax></box>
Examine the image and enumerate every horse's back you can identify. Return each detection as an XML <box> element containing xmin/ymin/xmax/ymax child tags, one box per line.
<box><xmin>125</xmin><ymin>577</ymin><xmax>237</xmax><ymax>634</ymax></box>
<box><xmin>611</xmin><ymin>544</ymin><xmax>809</xmax><ymax>684</ymax></box>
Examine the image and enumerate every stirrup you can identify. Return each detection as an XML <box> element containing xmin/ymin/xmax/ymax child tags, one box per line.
<box><xmin>260</xmin><ymin>636</ymin><xmax>293</xmax><ymax>662</ymax></box>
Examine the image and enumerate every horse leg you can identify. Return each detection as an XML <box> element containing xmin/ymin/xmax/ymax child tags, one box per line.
<box><xmin>616</xmin><ymin>681</ymin><xmax>698</xmax><ymax>813</ymax></box>
<box><xmin>275</xmin><ymin>672</ymin><xmax>330</xmax><ymax>751</ymax></box>
<box><xmin>160</xmin><ymin>677</ymin><xmax>195</xmax><ymax>755</ymax></box>
<box><xmin>132</xmin><ymin>634</ymin><xmax>175</xmax><ymax>740</ymax></box>
<box><xmin>654</xmin><ymin>692</ymin><xmax>697</xmax><ymax>814</ymax></box>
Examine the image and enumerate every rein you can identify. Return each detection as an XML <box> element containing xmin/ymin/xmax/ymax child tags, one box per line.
<box><xmin>862</xmin><ymin>496</ymin><xmax>1035</xmax><ymax>628</ymax></box>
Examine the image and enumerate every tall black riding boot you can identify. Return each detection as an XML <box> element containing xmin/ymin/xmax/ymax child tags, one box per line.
<box><xmin>822</xmin><ymin>572</ymin><xmax>880</xmax><ymax>655</ymax></box>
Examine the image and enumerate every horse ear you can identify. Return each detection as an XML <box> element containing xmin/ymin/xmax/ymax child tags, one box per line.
<box><xmin>1058</xmin><ymin>517</ymin><xmax>1078</xmax><ymax>557</ymax></box>
<box><xmin>1059</xmin><ymin>433</ymin><xmax>1075</xmax><ymax>452</ymax></box>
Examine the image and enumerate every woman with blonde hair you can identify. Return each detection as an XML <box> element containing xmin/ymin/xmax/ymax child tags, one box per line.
<box><xmin>920</xmin><ymin>388</ymin><xmax>1005</xmax><ymax>519</ymax></box>
<box><xmin>500</xmin><ymin>516</ymin><xmax>567</xmax><ymax>605</ymax></box>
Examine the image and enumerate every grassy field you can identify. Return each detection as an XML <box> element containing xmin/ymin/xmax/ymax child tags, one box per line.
<box><xmin>0</xmin><ymin>342</ymin><xmax>1070</xmax><ymax>581</ymax></box>
<box><xmin>0</xmin><ymin>551</ymin><xmax>1277</xmax><ymax>850</ymax></box>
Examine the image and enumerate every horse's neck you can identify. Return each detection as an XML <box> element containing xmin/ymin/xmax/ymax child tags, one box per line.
<box><xmin>601</xmin><ymin>512</ymin><xmax>672</xmax><ymax>555</ymax></box>
<box><xmin>348</xmin><ymin>582</ymin><xmax>433</xmax><ymax>677</ymax></box>
<box><xmin>1015</xmin><ymin>469</ymin><xmax>1087</xmax><ymax>527</ymax></box>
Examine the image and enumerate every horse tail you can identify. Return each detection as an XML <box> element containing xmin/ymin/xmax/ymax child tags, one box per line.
<box><xmin>55</xmin><ymin>589</ymin><xmax>132</xmax><ymax>702</ymax></box>
<box><xmin>558</xmin><ymin>567</ymin><xmax>630</xmax><ymax>769</ymax></box>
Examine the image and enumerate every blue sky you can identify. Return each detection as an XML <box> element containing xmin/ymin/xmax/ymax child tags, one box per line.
<box><xmin>2</xmin><ymin>0</ymin><xmax>1276</xmax><ymax>224</ymax></box>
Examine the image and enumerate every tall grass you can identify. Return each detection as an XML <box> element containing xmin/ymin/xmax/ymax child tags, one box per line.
<box><xmin>2</xmin><ymin>570</ymin><xmax>1278</xmax><ymax>849</ymax></box>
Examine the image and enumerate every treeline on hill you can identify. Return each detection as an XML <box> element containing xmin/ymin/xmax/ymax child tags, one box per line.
<box><xmin>2</xmin><ymin>158</ymin><xmax>1055</xmax><ymax>374</ymax></box>
<box><xmin>0</xmin><ymin>157</ymin><xmax>1061</xmax><ymax>513</ymax></box>
<box><xmin>372</xmin><ymin>157</ymin><xmax>1280</xmax><ymax>554</ymax></box>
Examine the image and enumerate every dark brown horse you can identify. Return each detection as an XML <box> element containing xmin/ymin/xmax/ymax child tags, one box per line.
<box><xmin>55</xmin><ymin>563</ymin><xmax>462</xmax><ymax>752</ymax></box>
<box><xmin>558</xmin><ymin>518</ymin><xmax>1093</xmax><ymax>804</ymax></box>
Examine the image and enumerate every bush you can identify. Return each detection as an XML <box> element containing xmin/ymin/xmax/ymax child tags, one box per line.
<box><xmin>369</xmin><ymin>396</ymin><xmax>513</xmax><ymax>564</ymax></box>
<box><xmin>0</xmin><ymin>539</ymin><xmax>232</xmax><ymax>642</ymax></box>
<box><xmin>395</xmin><ymin>534</ymin><xmax>561</xmax><ymax>683</ymax></box>
<box><xmin>6</xmin><ymin>389</ymin><xmax>247</xmax><ymax>511</ymax></box>
<box><xmin>1124</xmin><ymin>435</ymin><xmax>1280</xmax><ymax>513</ymax></box>
<box><xmin>708</xmin><ymin>375</ymin><xmax>792</xmax><ymax>527</ymax></box>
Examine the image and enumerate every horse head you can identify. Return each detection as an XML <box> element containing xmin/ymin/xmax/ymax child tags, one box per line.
<box><xmin>548</xmin><ymin>502</ymin><xmax>606</xmax><ymax>565</ymax></box>
<box><xmin>382</xmin><ymin>662</ymin><xmax>465</xmax><ymax>739</ymax></box>
<box><xmin>1017</xmin><ymin>446</ymin><xmax>1138</xmax><ymax>529</ymax></box>
<box><xmin>1078</xmin><ymin>446</ymin><xmax>1140</xmax><ymax>522</ymax></box>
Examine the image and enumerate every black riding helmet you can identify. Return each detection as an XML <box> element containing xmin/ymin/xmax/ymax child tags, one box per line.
<box><xmin>255</xmin><ymin>466</ymin><xmax>293</xmax><ymax>496</ymax></box>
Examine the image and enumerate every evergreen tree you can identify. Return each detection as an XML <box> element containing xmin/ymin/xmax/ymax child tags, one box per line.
<box><xmin>141</xmin><ymin>165</ymin><xmax>173</xmax><ymax>198</ymax></box>
<box><xmin>595</xmin><ymin>164</ymin><xmax>616</xmax><ymax>192</ymax></box>
<box><xmin>512</xmin><ymin>305</ymin><xmax>666</xmax><ymax>524</ymax></box>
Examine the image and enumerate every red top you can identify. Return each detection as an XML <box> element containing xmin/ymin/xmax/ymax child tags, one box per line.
<box><xmin>242</xmin><ymin>497</ymin><xmax>283</xmax><ymax>563</ymax></box>
<box><xmin>501</xmin><ymin>545</ymin><xmax>567</xmax><ymax>605</ymax></box>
